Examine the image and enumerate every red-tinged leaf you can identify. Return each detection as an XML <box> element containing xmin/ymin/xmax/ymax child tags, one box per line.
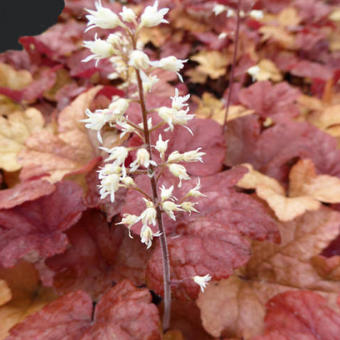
<box><xmin>0</xmin><ymin>181</ymin><xmax>85</xmax><ymax>267</ymax></box>
<box><xmin>45</xmin><ymin>210</ymin><xmax>149</xmax><ymax>298</ymax></box>
<box><xmin>0</xmin><ymin>180</ymin><xmax>55</xmax><ymax>210</ymax></box>
<box><xmin>6</xmin><ymin>280</ymin><xmax>160</xmax><ymax>339</ymax></box>
<box><xmin>170</xmin><ymin>299</ymin><xmax>213</xmax><ymax>340</ymax></box>
<box><xmin>44</xmin><ymin>210</ymin><xmax>121</xmax><ymax>297</ymax></box>
<box><xmin>294</xmin><ymin>0</ymin><xmax>331</xmax><ymax>23</ymax></box>
<box><xmin>238</xmin><ymin>81</ymin><xmax>300</xmax><ymax>121</ymax></box>
<box><xmin>122</xmin><ymin>168</ymin><xmax>279</xmax><ymax>243</ymax></box>
<box><xmin>288</xmin><ymin>60</ymin><xmax>334</xmax><ymax>81</ymax></box>
<box><xmin>82</xmin><ymin>280</ymin><xmax>161</xmax><ymax>340</ymax></box>
<box><xmin>66</xmin><ymin>49</ymin><xmax>114</xmax><ymax>79</ymax></box>
<box><xmin>254</xmin><ymin>291</ymin><xmax>340</xmax><ymax>340</ymax></box>
<box><xmin>226</xmin><ymin>118</ymin><xmax>340</xmax><ymax>182</ymax></box>
<box><xmin>36</xmin><ymin>21</ymin><xmax>85</xmax><ymax>60</ymax></box>
<box><xmin>6</xmin><ymin>291</ymin><xmax>93</xmax><ymax>340</ymax></box>
<box><xmin>19</xmin><ymin>36</ymin><xmax>56</xmax><ymax>67</ymax></box>
<box><xmin>147</xmin><ymin>218</ymin><xmax>251</xmax><ymax>300</ymax></box>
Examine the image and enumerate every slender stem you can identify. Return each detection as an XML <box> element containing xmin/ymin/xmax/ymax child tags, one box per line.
<box><xmin>135</xmin><ymin>69</ymin><xmax>172</xmax><ymax>331</ymax></box>
<box><xmin>223</xmin><ymin>0</ymin><xmax>242</xmax><ymax>133</ymax></box>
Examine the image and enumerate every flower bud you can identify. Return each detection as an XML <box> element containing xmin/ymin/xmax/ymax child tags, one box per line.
<box><xmin>180</xmin><ymin>201</ymin><xmax>198</xmax><ymax>214</ymax></box>
<box><xmin>167</xmin><ymin>163</ymin><xmax>190</xmax><ymax>187</ymax></box>
<box><xmin>140</xmin><ymin>0</ymin><xmax>169</xmax><ymax>28</ymax></box>
<box><xmin>120</xmin><ymin>6</ymin><xmax>137</xmax><ymax>23</ymax></box>
<box><xmin>161</xmin><ymin>201</ymin><xmax>182</xmax><ymax>220</ymax></box>
<box><xmin>129</xmin><ymin>50</ymin><xmax>150</xmax><ymax>70</ymax></box>
<box><xmin>86</xmin><ymin>1</ymin><xmax>123</xmax><ymax>31</ymax></box>
<box><xmin>155</xmin><ymin>134</ymin><xmax>168</xmax><ymax>159</ymax></box>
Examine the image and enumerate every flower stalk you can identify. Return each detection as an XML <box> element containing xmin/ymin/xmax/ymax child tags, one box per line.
<box><xmin>81</xmin><ymin>0</ymin><xmax>210</xmax><ymax>332</ymax></box>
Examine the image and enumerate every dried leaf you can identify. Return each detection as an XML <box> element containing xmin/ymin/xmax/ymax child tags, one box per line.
<box><xmin>0</xmin><ymin>262</ymin><xmax>56</xmax><ymax>340</ymax></box>
<box><xmin>191</xmin><ymin>50</ymin><xmax>229</xmax><ymax>79</ymax></box>
<box><xmin>0</xmin><ymin>108</ymin><xmax>44</xmax><ymax>171</ymax></box>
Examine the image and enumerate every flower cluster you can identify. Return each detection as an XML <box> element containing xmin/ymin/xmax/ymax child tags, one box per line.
<box><xmin>82</xmin><ymin>0</ymin><xmax>211</xmax><ymax>293</ymax></box>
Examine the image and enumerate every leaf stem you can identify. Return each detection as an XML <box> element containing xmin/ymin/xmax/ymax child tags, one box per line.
<box><xmin>224</xmin><ymin>0</ymin><xmax>242</xmax><ymax>132</ymax></box>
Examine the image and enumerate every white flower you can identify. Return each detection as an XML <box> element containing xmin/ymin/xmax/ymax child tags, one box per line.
<box><xmin>167</xmin><ymin>148</ymin><xmax>205</xmax><ymax>163</ymax></box>
<box><xmin>120</xmin><ymin>6</ymin><xmax>137</xmax><ymax>23</ymax></box>
<box><xmin>247</xmin><ymin>65</ymin><xmax>260</xmax><ymax>81</ymax></box>
<box><xmin>213</xmin><ymin>4</ymin><xmax>227</xmax><ymax>16</ymax></box>
<box><xmin>161</xmin><ymin>201</ymin><xmax>183</xmax><ymax>220</ymax></box>
<box><xmin>120</xmin><ymin>176</ymin><xmax>135</xmax><ymax>187</ymax></box>
<box><xmin>227</xmin><ymin>9</ymin><xmax>235</xmax><ymax>17</ymax></box>
<box><xmin>129</xmin><ymin>50</ymin><xmax>150</xmax><ymax>70</ymax></box>
<box><xmin>140</xmin><ymin>0</ymin><xmax>169</xmax><ymax>28</ymax></box>
<box><xmin>160</xmin><ymin>185</ymin><xmax>175</xmax><ymax>201</ymax></box>
<box><xmin>117</xmin><ymin>213</ymin><xmax>139</xmax><ymax>238</ymax></box>
<box><xmin>117</xmin><ymin>120</ymin><xmax>137</xmax><ymax>138</ymax></box>
<box><xmin>171</xmin><ymin>88</ymin><xmax>190</xmax><ymax>111</ymax></box>
<box><xmin>140</xmin><ymin>71</ymin><xmax>159</xmax><ymax>93</ymax></box>
<box><xmin>107</xmin><ymin>32</ymin><xmax>129</xmax><ymax>49</ymax></box>
<box><xmin>150</xmin><ymin>56</ymin><xmax>187</xmax><ymax>82</ymax></box>
<box><xmin>83</xmin><ymin>35</ymin><xmax>114</xmax><ymax>65</ymax></box>
<box><xmin>81</xmin><ymin>108</ymin><xmax>112</xmax><ymax>143</ymax></box>
<box><xmin>101</xmin><ymin>146</ymin><xmax>129</xmax><ymax>166</ymax></box>
<box><xmin>193</xmin><ymin>274</ymin><xmax>211</xmax><ymax>293</ymax></box>
<box><xmin>155</xmin><ymin>134</ymin><xmax>168</xmax><ymax>159</ymax></box>
<box><xmin>167</xmin><ymin>164</ymin><xmax>190</xmax><ymax>187</ymax></box>
<box><xmin>98</xmin><ymin>163</ymin><xmax>121</xmax><ymax>179</ymax></box>
<box><xmin>158</xmin><ymin>107</ymin><xmax>194</xmax><ymax>132</ymax></box>
<box><xmin>180</xmin><ymin>201</ymin><xmax>198</xmax><ymax>214</ymax></box>
<box><xmin>98</xmin><ymin>173</ymin><xmax>120</xmax><ymax>202</ymax></box>
<box><xmin>85</xmin><ymin>0</ymin><xmax>123</xmax><ymax>31</ymax></box>
<box><xmin>108</xmin><ymin>97</ymin><xmax>130</xmax><ymax>121</ymax></box>
<box><xmin>218</xmin><ymin>32</ymin><xmax>228</xmax><ymax>40</ymax></box>
<box><xmin>130</xmin><ymin>148</ymin><xmax>156</xmax><ymax>172</ymax></box>
<box><xmin>249</xmin><ymin>10</ymin><xmax>264</xmax><ymax>20</ymax></box>
<box><xmin>140</xmin><ymin>225</ymin><xmax>161</xmax><ymax>249</ymax></box>
<box><xmin>140</xmin><ymin>199</ymin><xmax>157</xmax><ymax>226</ymax></box>
<box><xmin>186</xmin><ymin>179</ymin><xmax>206</xmax><ymax>198</ymax></box>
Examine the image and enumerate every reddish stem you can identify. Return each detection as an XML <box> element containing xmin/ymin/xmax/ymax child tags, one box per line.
<box><xmin>224</xmin><ymin>0</ymin><xmax>242</xmax><ymax>132</ymax></box>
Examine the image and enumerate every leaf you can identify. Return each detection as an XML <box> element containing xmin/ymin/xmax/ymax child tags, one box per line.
<box><xmin>123</xmin><ymin>168</ymin><xmax>279</xmax><ymax>243</ymax></box>
<box><xmin>0</xmin><ymin>181</ymin><xmax>85</xmax><ymax>267</ymax></box>
<box><xmin>226</xmin><ymin>119</ymin><xmax>340</xmax><ymax>182</ymax></box>
<box><xmin>0</xmin><ymin>108</ymin><xmax>44</xmax><ymax>171</ymax></box>
<box><xmin>238</xmin><ymin>81</ymin><xmax>300</xmax><ymax>121</ymax></box>
<box><xmin>250</xmin><ymin>60</ymin><xmax>283</xmax><ymax>82</ymax></box>
<box><xmin>197</xmin><ymin>207</ymin><xmax>340</xmax><ymax>339</ymax></box>
<box><xmin>81</xmin><ymin>280</ymin><xmax>161</xmax><ymax>340</ymax></box>
<box><xmin>254</xmin><ymin>291</ymin><xmax>340</xmax><ymax>340</ymax></box>
<box><xmin>0</xmin><ymin>180</ymin><xmax>55</xmax><ymax>210</ymax></box>
<box><xmin>259</xmin><ymin>26</ymin><xmax>296</xmax><ymax>49</ymax></box>
<box><xmin>193</xmin><ymin>92</ymin><xmax>253</xmax><ymax>125</ymax></box>
<box><xmin>18</xmin><ymin>87</ymin><xmax>102</xmax><ymax>182</ymax></box>
<box><xmin>0</xmin><ymin>280</ymin><xmax>11</xmax><ymax>306</ymax></box>
<box><xmin>191</xmin><ymin>50</ymin><xmax>229</xmax><ymax>79</ymax></box>
<box><xmin>238</xmin><ymin>159</ymin><xmax>340</xmax><ymax>221</ymax></box>
<box><xmin>5</xmin><ymin>290</ymin><xmax>93</xmax><ymax>340</ymax></box>
<box><xmin>147</xmin><ymin>218</ymin><xmax>251</xmax><ymax>300</ymax></box>
<box><xmin>237</xmin><ymin>163</ymin><xmax>320</xmax><ymax>222</ymax></box>
<box><xmin>6</xmin><ymin>280</ymin><xmax>161</xmax><ymax>340</ymax></box>
<box><xmin>45</xmin><ymin>210</ymin><xmax>148</xmax><ymax>298</ymax></box>
<box><xmin>0</xmin><ymin>63</ymin><xmax>32</xmax><ymax>90</ymax></box>
<box><xmin>0</xmin><ymin>261</ymin><xmax>56</xmax><ymax>340</ymax></box>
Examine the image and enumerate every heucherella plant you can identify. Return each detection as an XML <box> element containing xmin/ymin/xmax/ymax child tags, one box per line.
<box><xmin>81</xmin><ymin>0</ymin><xmax>210</xmax><ymax>330</ymax></box>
